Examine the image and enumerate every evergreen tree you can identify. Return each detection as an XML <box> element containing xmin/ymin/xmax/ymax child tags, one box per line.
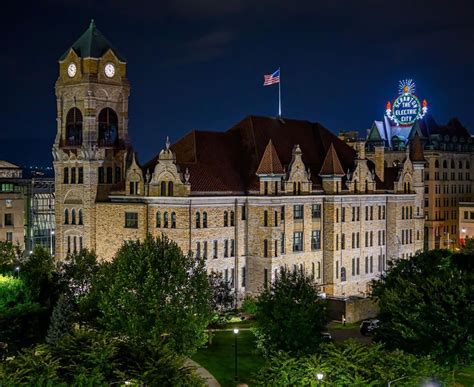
<box><xmin>45</xmin><ymin>294</ymin><xmax>74</xmax><ymax>346</ymax></box>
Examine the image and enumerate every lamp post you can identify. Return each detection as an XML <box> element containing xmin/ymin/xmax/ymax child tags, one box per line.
<box><xmin>233</xmin><ymin>328</ymin><xmax>239</xmax><ymax>382</ymax></box>
<box><xmin>316</xmin><ymin>372</ymin><xmax>324</xmax><ymax>383</ymax></box>
<box><xmin>14</xmin><ymin>266</ymin><xmax>20</xmax><ymax>278</ymax></box>
<box><xmin>50</xmin><ymin>230</ymin><xmax>55</xmax><ymax>257</ymax></box>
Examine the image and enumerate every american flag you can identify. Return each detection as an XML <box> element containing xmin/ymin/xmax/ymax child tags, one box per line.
<box><xmin>263</xmin><ymin>68</ymin><xmax>280</xmax><ymax>86</ymax></box>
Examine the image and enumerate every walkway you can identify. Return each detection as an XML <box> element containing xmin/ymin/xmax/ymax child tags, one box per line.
<box><xmin>186</xmin><ymin>359</ymin><xmax>221</xmax><ymax>387</ymax></box>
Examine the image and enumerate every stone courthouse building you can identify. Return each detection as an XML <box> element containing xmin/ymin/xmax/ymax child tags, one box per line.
<box><xmin>53</xmin><ymin>22</ymin><xmax>425</xmax><ymax>297</ymax></box>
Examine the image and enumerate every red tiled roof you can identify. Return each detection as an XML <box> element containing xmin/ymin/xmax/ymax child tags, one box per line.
<box><xmin>144</xmin><ymin>115</ymin><xmax>358</xmax><ymax>193</ymax></box>
<box><xmin>256</xmin><ymin>139</ymin><xmax>284</xmax><ymax>175</ymax></box>
<box><xmin>319</xmin><ymin>143</ymin><xmax>345</xmax><ymax>176</ymax></box>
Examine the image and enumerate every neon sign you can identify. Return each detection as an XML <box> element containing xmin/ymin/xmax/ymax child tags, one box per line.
<box><xmin>385</xmin><ymin>79</ymin><xmax>428</xmax><ymax>126</ymax></box>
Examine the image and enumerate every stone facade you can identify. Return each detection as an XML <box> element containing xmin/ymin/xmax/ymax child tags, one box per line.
<box><xmin>53</xmin><ymin>22</ymin><xmax>424</xmax><ymax>299</ymax></box>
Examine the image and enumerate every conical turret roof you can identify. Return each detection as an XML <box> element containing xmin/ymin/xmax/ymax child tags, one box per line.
<box><xmin>256</xmin><ymin>139</ymin><xmax>284</xmax><ymax>175</ymax></box>
<box><xmin>59</xmin><ymin>20</ymin><xmax>125</xmax><ymax>61</ymax></box>
<box><xmin>319</xmin><ymin>143</ymin><xmax>345</xmax><ymax>176</ymax></box>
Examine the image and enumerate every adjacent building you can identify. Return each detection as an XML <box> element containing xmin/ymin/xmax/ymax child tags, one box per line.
<box><xmin>53</xmin><ymin>22</ymin><xmax>424</xmax><ymax>298</ymax></box>
<box><xmin>364</xmin><ymin>81</ymin><xmax>473</xmax><ymax>250</ymax></box>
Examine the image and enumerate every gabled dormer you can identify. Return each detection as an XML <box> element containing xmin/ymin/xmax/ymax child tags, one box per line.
<box><xmin>125</xmin><ymin>152</ymin><xmax>144</xmax><ymax>196</ymax></box>
<box><xmin>148</xmin><ymin>137</ymin><xmax>190</xmax><ymax>197</ymax></box>
<box><xmin>256</xmin><ymin>140</ymin><xmax>285</xmax><ymax>195</ymax></box>
<box><xmin>285</xmin><ymin>145</ymin><xmax>312</xmax><ymax>195</ymax></box>
<box><xmin>346</xmin><ymin>142</ymin><xmax>376</xmax><ymax>193</ymax></box>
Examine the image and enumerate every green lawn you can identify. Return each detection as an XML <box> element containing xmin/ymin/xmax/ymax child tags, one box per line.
<box><xmin>192</xmin><ymin>330</ymin><xmax>265</xmax><ymax>387</ymax></box>
<box><xmin>455</xmin><ymin>365</ymin><xmax>474</xmax><ymax>386</ymax></box>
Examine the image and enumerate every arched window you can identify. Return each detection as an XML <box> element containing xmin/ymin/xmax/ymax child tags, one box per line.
<box><xmin>71</xmin><ymin>209</ymin><xmax>76</xmax><ymax>225</ymax></box>
<box><xmin>78</xmin><ymin>209</ymin><xmax>83</xmax><ymax>225</ymax></box>
<box><xmin>98</xmin><ymin>108</ymin><xmax>118</xmax><ymax>146</ymax></box>
<box><xmin>156</xmin><ymin>211</ymin><xmax>161</xmax><ymax>228</ymax></box>
<box><xmin>161</xmin><ymin>181</ymin><xmax>166</xmax><ymax>196</ymax></box>
<box><xmin>451</xmin><ymin>160</ymin><xmax>455</xmax><ymax>169</ymax></box>
<box><xmin>203</xmin><ymin>212</ymin><xmax>208</xmax><ymax>228</ymax></box>
<box><xmin>230</xmin><ymin>211</ymin><xmax>235</xmax><ymax>226</ymax></box>
<box><xmin>196</xmin><ymin>212</ymin><xmax>201</xmax><ymax>228</ymax></box>
<box><xmin>435</xmin><ymin>160</ymin><xmax>439</xmax><ymax>168</ymax></box>
<box><xmin>168</xmin><ymin>182</ymin><xmax>174</xmax><ymax>196</ymax></box>
<box><xmin>115</xmin><ymin>166</ymin><xmax>121</xmax><ymax>183</ymax></box>
<box><xmin>341</xmin><ymin>267</ymin><xmax>346</xmax><ymax>282</ymax></box>
<box><xmin>224</xmin><ymin>211</ymin><xmax>228</xmax><ymax>227</ymax></box>
<box><xmin>171</xmin><ymin>212</ymin><xmax>176</xmax><ymax>228</ymax></box>
<box><xmin>65</xmin><ymin>108</ymin><xmax>83</xmax><ymax>146</ymax></box>
<box><xmin>163</xmin><ymin>212</ymin><xmax>169</xmax><ymax>228</ymax></box>
<box><xmin>64</xmin><ymin>209</ymin><xmax>69</xmax><ymax>224</ymax></box>
<box><xmin>443</xmin><ymin>160</ymin><xmax>448</xmax><ymax>169</ymax></box>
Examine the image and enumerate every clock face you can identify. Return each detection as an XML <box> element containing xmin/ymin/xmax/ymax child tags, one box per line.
<box><xmin>104</xmin><ymin>63</ymin><xmax>115</xmax><ymax>78</ymax></box>
<box><xmin>67</xmin><ymin>63</ymin><xmax>77</xmax><ymax>78</ymax></box>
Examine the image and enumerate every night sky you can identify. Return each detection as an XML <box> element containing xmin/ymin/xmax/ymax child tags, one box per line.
<box><xmin>2</xmin><ymin>0</ymin><xmax>474</xmax><ymax>167</ymax></box>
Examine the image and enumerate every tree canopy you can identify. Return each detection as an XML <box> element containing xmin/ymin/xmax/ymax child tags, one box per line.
<box><xmin>371</xmin><ymin>249</ymin><xmax>474</xmax><ymax>366</ymax></box>
<box><xmin>96</xmin><ymin>235</ymin><xmax>213</xmax><ymax>356</ymax></box>
<box><xmin>255</xmin><ymin>269</ymin><xmax>327</xmax><ymax>356</ymax></box>
<box><xmin>254</xmin><ymin>340</ymin><xmax>452</xmax><ymax>386</ymax></box>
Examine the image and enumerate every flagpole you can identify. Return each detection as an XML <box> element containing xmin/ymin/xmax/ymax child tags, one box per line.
<box><xmin>278</xmin><ymin>67</ymin><xmax>281</xmax><ymax>117</ymax></box>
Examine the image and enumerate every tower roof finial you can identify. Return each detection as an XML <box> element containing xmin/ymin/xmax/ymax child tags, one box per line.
<box><xmin>90</xmin><ymin>19</ymin><xmax>95</xmax><ymax>28</ymax></box>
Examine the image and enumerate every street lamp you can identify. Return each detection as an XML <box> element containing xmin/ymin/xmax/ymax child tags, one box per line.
<box><xmin>233</xmin><ymin>328</ymin><xmax>239</xmax><ymax>382</ymax></box>
<box><xmin>316</xmin><ymin>372</ymin><xmax>324</xmax><ymax>381</ymax></box>
<box><xmin>14</xmin><ymin>266</ymin><xmax>20</xmax><ymax>278</ymax></box>
<box><xmin>50</xmin><ymin>230</ymin><xmax>55</xmax><ymax>256</ymax></box>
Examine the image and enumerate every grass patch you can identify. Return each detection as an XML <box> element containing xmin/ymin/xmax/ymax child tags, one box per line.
<box><xmin>192</xmin><ymin>330</ymin><xmax>265</xmax><ymax>386</ymax></box>
<box><xmin>327</xmin><ymin>321</ymin><xmax>360</xmax><ymax>330</ymax></box>
<box><xmin>455</xmin><ymin>365</ymin><xmax>474</xmax><ymax>386</ymax></box>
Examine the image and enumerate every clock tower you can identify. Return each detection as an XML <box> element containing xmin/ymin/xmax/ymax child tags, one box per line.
<box><xmin>53</xmin><ymin>20</ymin><xmax>130</xmax><ymax>259</ymax></box>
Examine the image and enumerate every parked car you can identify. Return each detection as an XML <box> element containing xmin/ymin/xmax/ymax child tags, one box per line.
<box><xmin>320</xmin><ymin>332</ymin><xmax>332</xmax><ymax>342</ymax></box>
<box><xmin>359</xmin><ymin>319</ymin><xmax>379</xmax><ymax>336</ymax></box>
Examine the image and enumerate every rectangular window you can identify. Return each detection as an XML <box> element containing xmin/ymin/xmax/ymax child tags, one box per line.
<box><xmin>336</xmin><ymin>261</ymin><xmax>339</xmax><ymax>279</ymax></box>
<box><xmin>196</xmin><ymin>242</ymin><xmax>201</xmax><ymax>258</ymax></box>
<box><xmin>382</xmin><ymin>205</ymin><xmax>385</xmax><ymax>220</ymax></box>
<box><xmin>4</xmin><ymin>213</ymin><xmax>13</xmax><ymax>226</ymax></box>
<box><xmin>242</xmin><ymin>266</ymin><xmax>246</xmax><ymax>287</ymax></box>
<box><xmin>203</xmin><ymin>241</ymin><xmax>208</xmax><ymax>259</ymax></box>
<box><xmin>341</xmin><ymin>207</ymin><xmax>345</xmax><ymax>222</ymax></box>
<box><xmin>124</xmin><ymin>212</ymin><xmax>138</xmax><ymax>228</ymax></box>
<box><xmin>263</xmin><ymin>240</ymin><xmax>268</xmax><ymax>257</ymax></box>
<box><xmin>6</xmin><ymin>232</ymin><xmax>12</xmax><ymax>242</ymax></box>
<box><xmin>213</xmin><ymin>240</ymin><xmax>218</xmax><ymax>259</ymax></box>
<box><xmin>352</xmin><ymin>207</ymin><xmax>356</xmax><ymax>221</ymax></box>
<box><xmin>352</xmin><ymin>232</ymin><xmax>355</xmax><ymax>248</ymax></box>
<box><xmin>63</xmin><ymin>167</ymin><xmax>69</xmax><ymax>184</ymax></box>
<box><xmin>106</xmin><ymin>167</ymin><xmax>113</xmax><ymax>184</ymax></box>
<box><xmin>294</xmin><ymin>205</ymin><xmax>303</xmax><ymax>219</ymax></box>
<box><xmin>370</xmin><ymin>256</ymin><xmax>373</xmax><ymax>273</ymax></box>
<box><xmin>71</xmin><ymin>167</ymin><xmax>76</xmax><ymax>184</ymax></box>
<box><xmin>357</xmin><ymin>207</ymin><xmax>360</xmax><ymax>221</ymax></box>
<box><xmin>311</xmin><ymin>230</ymin><xmax>321</xmax><ymax>250</ymax></box>
<box><xmin>370</xmin><ymin>231</ymin><xmax>373</xmax><ymax>247</ymax></box>
<box><xmin>281</xmin><ymin>206</ymin><xmax>285</xmax><ymax>221</ymax></box>
<box><xmin>341</xmin><ymin>233</ymin><xmax>346</xmax><ymax>249</ymax></box>
<box><xmin>231</xmin><ymin>268</ymin><xmax>235</xmax><ymax>288</ymax></box>
<box><xmin>225</xmin><ymin>269</ymin><xmax>229</xmax><ymax>283</ymax></box>
<box><xmin>274</xmin><ymin>240</ymin><xmax>278</xmax><ymax>257</ymax></box>
<box><xmin>114</xmin><ymin>166</ymin><xmax>121</xmax><ymax>183</ymax></box>
<box><xmin>336</xmin><ymin>208</ymin><xmax>339</xmax><ymax>223</ymax></box>
<box><xmin>352</xmin><ymin>258</ymin><xmax>355</xmax><ymax>276</ymax></box>
<box><xmin>224</xmin><ymin>240</ymin><xmax>229</xmax><ymax>257</ymax></box>
<box><xmin>98</xmin><ymin>167</ymin><xmax>105</xmax><ymax>184</ymax></box>
<box><xmin>293</xmin><ymin>231</ymin><xmax>303</xmax><ymax>252</ymax></box>
<box><xmin>78</xmin><ymin>167</ymin><xmax>84</xmax><ymax>184</ymax></box>
<box><xmin>365</xmin><ymin>206</ymin><xmax>369</xmax><ymax>221</ymax></box>
<box><xmin>356</xmin><ymin>232</ymin><xmax>360</xmax><ymax>248</ymax></box>
<box><xmin>356</xmin><ymin>258</ymin><xmax>360</xmax><ymax>275</ymax></box>
<box><xmin>129</xmin><ymin>182</ymin><xmax>135</xmax><ymax>195</ymax></box>
<box><xmin>231</xmin><ymin>239</ymin><xmax>235</xmax><ymax>257</ymax></box>
<box><xmin>365</xmin><ymin>231</ymin><xmax>368</xmax><ymax>247</ymax></box>
<box><xmin>370</xmin><ymin>206</ymin><xmax>373</xmax><ymax>220</ymax></box>
<box><xmin>264</xmin><ymin>268</ymin><xmax>268</xmax><ymax>289</ymax></box>
<box><xmin>365</xmin><ymin>256</ymin><xmax>369</xmax><ymax>274</ymax></box>
<box><xmin>281</xmin><ymin>233</ymin><xmax>285</xmax><ymax>254</ymax></box>
<box><xmin>312</xmin><ymin>204</ymin><xmax>321</xmax><ymax>219</ymax></box>
<box><xmin>336</xmin><ymin>234</ymin><xmax>339</xmax><ymax>250</ymax></box>
<box><xmin>263</xmin><ymin>211</ymin><xmax>268</xmax><ymax>227</ymax></box>
<box><xmin>241</xmin><ymin>206</ymin><xmax>246</xmax><ymax>220</ymax></box>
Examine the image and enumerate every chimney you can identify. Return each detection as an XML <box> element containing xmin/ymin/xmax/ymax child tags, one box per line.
<box><xmin>374</xmin><ymin>145</ymin><xmax>385</xmax><ymax>182</ymax></box>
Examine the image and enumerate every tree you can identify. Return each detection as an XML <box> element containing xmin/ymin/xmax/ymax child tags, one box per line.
<box><xmin>96</xmin><ymin>235</ymin><xmax>213</xmax><ymax>356</ymax></box>
<box><xmin>254</xmin><ymin>340</ymin><xmax>452</xmax><ymax>386</ymax></box>
<box><xmin>0</xmin><ymin>241</ymin><xmax>21</xmax><ymax>273</ymax></box>
<box><xmin>21</xmin><ymin>246</ymin><xmax>58</xmax><ymax>307</ymax></box>
<box><xmin>208</xmin><ymin>271</ymin><xmax>234</xmax><ymax>312</ymax></box>
<box><xmin>255</xmin><ymin>269</ymin><xmax>327</xmax><ymax>356</ymax></box>
<box><xmin>371</xmin><ymin>249</ymin><xmax>474</xmax><ymax>366</ymax></box>
<box><xmin>45</xmin><ymin>294</ymin><xmax>74</xmax><ymax>346</ymax></box>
